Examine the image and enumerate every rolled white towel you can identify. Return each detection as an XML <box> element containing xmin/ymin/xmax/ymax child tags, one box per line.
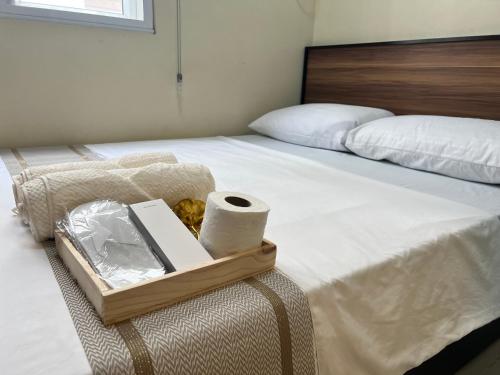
<box><xmin>21</xmin><ymin>162</ymin><xmax>215</xmax><ymax>242</ymax></box>
<box><xmin>12</xmin><ymin>175</ymin><xmax>23</xmax><ymax>213</ymax></box>
<box><xmin>13</xmin><ymin>152</ymin><xmax>177</xmax><ymax>224</ymax></box>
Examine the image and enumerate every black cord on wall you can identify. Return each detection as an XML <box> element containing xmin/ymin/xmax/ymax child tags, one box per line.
<box><xmin>176</xmin><ymin>0</ymin><xmax>183</xmax><ymax>84</ymax></box>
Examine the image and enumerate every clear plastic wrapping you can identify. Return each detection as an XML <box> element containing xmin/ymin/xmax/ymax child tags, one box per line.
<box><xmin>58</xmin><ymin>200</ymin><xmax>165</xmax><ymax>289</ymax></box>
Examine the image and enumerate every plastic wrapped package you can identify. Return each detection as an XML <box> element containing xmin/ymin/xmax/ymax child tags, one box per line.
<box><xmin>58</xmin><ymin>200</ymin><xmax>165</xmax><ymax>289</ymax></box>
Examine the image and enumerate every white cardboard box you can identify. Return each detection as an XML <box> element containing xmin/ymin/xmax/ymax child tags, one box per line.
<box><xmin>129</xmin><ymin>199</ymin><xmax>213</xmax><ymax>272</ymax></box>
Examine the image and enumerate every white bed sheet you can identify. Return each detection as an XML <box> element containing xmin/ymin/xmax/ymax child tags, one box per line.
<box><xmin>233</xmin><ymin>135</ymin><xmax>500</xmax><ymax>216</ymax></box>
<box><xmin>88</xmin><ymin>136</ymin><xmax>500</xmax><ymax>375</ymax></box>
<box><xmin>0</xmin><ymin>158</ymin><xmax>91</xmax><ymax>375</ymax></box>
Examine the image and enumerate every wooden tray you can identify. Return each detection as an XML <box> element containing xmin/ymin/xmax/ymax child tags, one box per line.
<box><xmin>55</xmin><ymin>231</ymin><xmax>276</xmax><ymax>325</ymax></box>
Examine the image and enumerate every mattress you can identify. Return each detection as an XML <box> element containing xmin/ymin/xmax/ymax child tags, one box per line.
<box><xmin>1</xmin><ymin>136</ymin><xmax>500</xmax><ymax>375</ymax></box>
<box><xmin>88</xmin><ymin>136</ymin><xmax>500</xmax><ymax>375</ymax></box>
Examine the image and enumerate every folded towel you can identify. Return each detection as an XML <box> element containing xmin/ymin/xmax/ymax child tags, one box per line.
<box><xmin>21</xmin><ymin>162</ymin><xmax>216</xmax><ymax>242</ymax></box>
<box><xmin>13</xmin><ymin>152</ymin><xmax>177</xmax><ymax>224</ymax></box>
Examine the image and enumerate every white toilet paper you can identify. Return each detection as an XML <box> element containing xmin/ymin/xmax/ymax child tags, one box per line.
<box><xmin>199</xmin><ymin>192</ymin><xmax>270</xmax><ymax>259</ymax></box>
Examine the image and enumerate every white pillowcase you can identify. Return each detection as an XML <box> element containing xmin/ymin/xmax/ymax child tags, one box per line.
<box><xmin>346</xmin><ymin>115</ymin><xmax>500</xmax><ymax>184</ymax></box>
<box><xmin>248</xmin><ymin>103</ymin><xmax>394</xmax><ymax>151</ymax></box>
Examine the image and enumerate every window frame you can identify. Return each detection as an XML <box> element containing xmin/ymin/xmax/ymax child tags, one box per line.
<box><xmin>0</xmin><ymin>0</ymin><xmax>154</xmax><ymax>33</ymax></box>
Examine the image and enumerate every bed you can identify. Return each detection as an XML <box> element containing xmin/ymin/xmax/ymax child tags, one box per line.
<box><xmin>2</xmin><ymin>35</ymin><xmax>500</xmax><ymax>375</ymax></box>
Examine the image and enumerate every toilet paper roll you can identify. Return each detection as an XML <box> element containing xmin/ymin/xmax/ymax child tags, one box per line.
<box><xmin>199</xmin><ymin>192</ymin><xmax>270</xmax><ymax>259</ymax></box>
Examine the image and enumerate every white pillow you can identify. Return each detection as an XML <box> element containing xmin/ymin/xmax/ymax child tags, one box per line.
<box><xmin>346</xmin><ymin>115</ymin><xmax>500</xmax><ymax>184</ymax></box>
<box><xmin>248</xmin><ymin>103</ymin><xmax>394</xmax><ymax>151</ymax></box>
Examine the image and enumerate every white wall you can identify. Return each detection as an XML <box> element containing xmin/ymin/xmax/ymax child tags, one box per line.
<box><xmin>314</xmin><ymin>0</ymin><xmax>500</xmax><ymax>45</ymax></box>
<box><xmin>0</xmin><ymin>0</ymin><xmax>315</xmax><ymax>147</ymax></box>
<box><xmin>6</xmin><ymin>0</ymin><xmax>497</xmax><ymax>148</ymax></box>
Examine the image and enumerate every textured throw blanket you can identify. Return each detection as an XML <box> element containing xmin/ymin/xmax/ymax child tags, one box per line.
<box><xmin>0</xmin><ymin>145</ymin><xmax>316</xmax><ymax>375</ymax></box>
<box><xmin>12</xmin><ymin>151</ymin><xmax>178</xmax><ymax>224</ymax></box>
<box><xmin>22</xmin><ymin>163</ymin><xmax>215</xmax><ymax>241</ymax></box>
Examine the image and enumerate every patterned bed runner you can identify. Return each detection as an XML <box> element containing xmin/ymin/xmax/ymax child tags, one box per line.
<box><xmin>0</xmin><ymin>146</ymin><xmax>316</xmax><ymax>375</ymax></box>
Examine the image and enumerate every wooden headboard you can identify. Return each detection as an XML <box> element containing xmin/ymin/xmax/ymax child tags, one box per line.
<box><xmin>301</xmin><ymin>35</ymin><xmax>500</xmax><ymax>120</ymax></box>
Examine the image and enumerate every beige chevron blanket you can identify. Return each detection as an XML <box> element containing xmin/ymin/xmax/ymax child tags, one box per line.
<box><xmin>1</xmin><ymin>145</ymin><xmax>316</xmax><ymax>375</ymax></box>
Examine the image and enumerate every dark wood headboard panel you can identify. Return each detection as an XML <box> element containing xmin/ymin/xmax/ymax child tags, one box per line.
<box><xmin>301</xmin><ymin>35</ymin><xmax>500</xmax><ymax>120</ymax></box>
